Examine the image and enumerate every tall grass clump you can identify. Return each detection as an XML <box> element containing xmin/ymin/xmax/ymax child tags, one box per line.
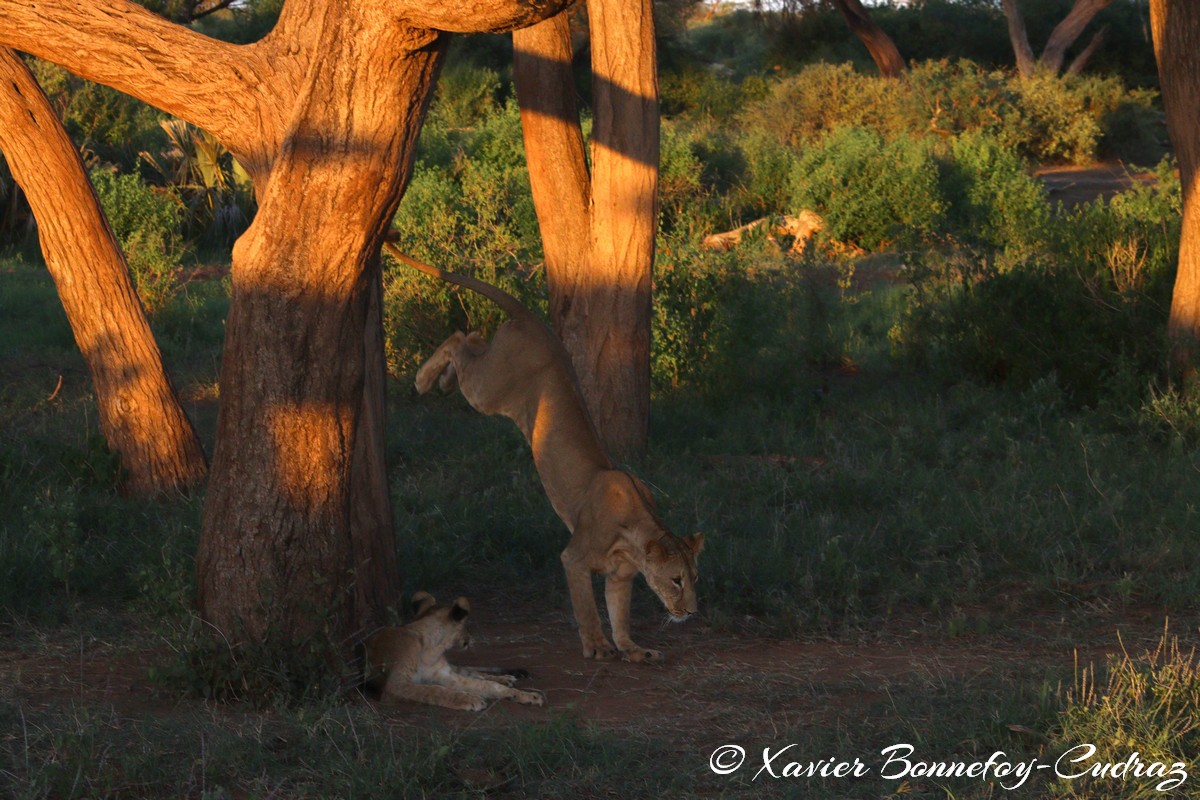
<box><xmin>1050</xmin><ymin>627</ymin><xmax>1198</xmax><ymax>799</ymax></box>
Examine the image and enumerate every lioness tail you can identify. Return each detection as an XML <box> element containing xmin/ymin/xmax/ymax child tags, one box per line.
<box><xmin>382</xmin><ymin>242</ymin><xmax>532</xmax><ymax>322</ymax></box>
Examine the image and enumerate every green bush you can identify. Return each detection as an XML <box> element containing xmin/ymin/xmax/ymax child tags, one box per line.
<box><xmin>427</xmin><ymin>64</ymin><xmax>504</xmax><ymax>130</ymax></box>
<box><xmin>895</xmin><ymin>159</ymin><xmax>1180</xmax><ymax>406</ymax></box>
<box><xmin>739</xmin><ymin>59</ymin><xmax>1160</xmax><ymax>167</ymax></box>
<box><xmin>789</xmin><ymin>127</ymin><xmax>945</xmax><ymax>251</ymax></box>
<box><xmin>90</xmin><ymin>167</ymin><xmax>186</xmax><ymax>314</ymax></box>
<box><xmin>938</xmin><ymin>131</ymin><xmax>1050</xmax><ymax>261</ymax></box>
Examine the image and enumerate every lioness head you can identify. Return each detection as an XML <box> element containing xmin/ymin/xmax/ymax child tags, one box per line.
<box><xmin>644</xmin><ymin>533</ymin><xmax>704</xmax><ymax>621</ymax></box>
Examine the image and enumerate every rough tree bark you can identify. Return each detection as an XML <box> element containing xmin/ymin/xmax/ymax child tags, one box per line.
<box><xmin>1150</xmin><ymin>0</ymin><xmax>1200</xmax><ymax>376</ymax></box>
<box><xmin>1002</xmin><ymin>0</ymin><xmax>1112</xmax><ymax>77</ymax></box>
<box><xmin>830</xmin><ymin>0</ymin><xmax>906</xmax><ymax>79</ymax></box>
<box><xmin>0</xmin><ymin>48</ymin><xmax>206</xmax><ymax>496</ymax></box>
<box><xmin>514</xmin><ymin>0</ymin><xmax>659</xmax><ymax>461</ymax></box>
<box><xmin>0</xmin><ymin>0</ymin><xmax>574</xmax><ymax>645</ymax></box>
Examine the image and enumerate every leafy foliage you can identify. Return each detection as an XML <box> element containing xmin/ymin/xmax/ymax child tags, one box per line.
<box><xmin>90</xmin><ymin>167</ymin><xmax>187</xmax><ymax>314</ymax></box>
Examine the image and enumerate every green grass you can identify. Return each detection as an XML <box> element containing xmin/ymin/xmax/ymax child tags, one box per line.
<box><xmin>5</xmin><ymin>248</ymin><xmax>1200</xmax><ymax>798</ymax></box>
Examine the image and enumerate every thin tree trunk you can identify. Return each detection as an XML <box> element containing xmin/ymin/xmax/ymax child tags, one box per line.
<box><xmin>0</xmin><ymin>48</ymin><xmax>206</xmax><ymax>496</ymax></box>
<box><xmin>1001</xmin><ymin>0</ymin><xmax>1038</xmax><ymax>77</ymax></box>
<box><xmin>349</xmin><ymin>258</ymin><xmax>398</xmax><ymax>629</ymax></box>
<box><xmin>515</xmin><ymin>0</ymin><xmax>658</xmax><ymax>461</ymax></box>
<box><xmin>1150</xmin><ymin>0</ymin><xmax>1200</xmax><ymax>376</ymax></box>
<box><xmin>830</xmin><ymin>0</ymin><xmax>907</xmax><ymax>79</ymax></box>
<box><xmin>1041</xmin><ymin>0</ymin><xmax>1113</xmax><ymax>75</ymax></box>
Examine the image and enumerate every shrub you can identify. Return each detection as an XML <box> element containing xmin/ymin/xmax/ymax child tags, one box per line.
<box><xmin>427</xmin><ymin>64</ymin><xmax>504</xmax><ymax>130</ymax></box>
<box><xmin>789</xmin><ymin>127</ymin><xmax>945</xmax><ymax>251</ymax></box>
<box><xmin>740</xmin><ymin>59</ymin><xmax>1158</xmax><ymax>167</ymax></box>
<box><xmin>895</xmin><ymin>159</ymin><xmax>1180</xmax><ymax>406</ymax></box>
<box><xmin>90</xmin><ymin>167</ymin><xmax>186</xmax><ymax>314</ymax></box>
<box><xmin>938</xmin><ymin>131</ymin><xmax>1050</xmax><ymax>261</ymax></box>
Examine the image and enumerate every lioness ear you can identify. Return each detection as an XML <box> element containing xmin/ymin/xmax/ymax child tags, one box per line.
<box><xmin>450</xmin><ymin>597</ymin><xmax>471</xmax><ymax>622</ymax></box>
<box><xmin>411</xmin><ymin>591</ymin><xmax>437</xmax><ymax>617</ymax></box>
<box><xmin>685</xmin><ymin>533</ymin><xmax>705</xmax><ymax>557</ymax></box>
<box><xmin>645</xmin><ymin>539</ymin><xmax>667</xmax><ymax>562</ymax></box>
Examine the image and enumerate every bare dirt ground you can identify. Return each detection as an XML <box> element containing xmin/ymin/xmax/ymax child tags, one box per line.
<box><xmin>3</xmin><ymin>598</ymin><xmax>1188</xmax><ymax>744</ymax></box>
<box><xmin>1035</xmin><ymin>163</ymin><xmax>1158</xmax><ymax>209</ymax></box>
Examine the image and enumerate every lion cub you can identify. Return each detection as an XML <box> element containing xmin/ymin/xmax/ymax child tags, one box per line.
<box><xmin>363</xmin><ymin>592</ymin><xmax>544</xmax><ymax>711</ymax></box>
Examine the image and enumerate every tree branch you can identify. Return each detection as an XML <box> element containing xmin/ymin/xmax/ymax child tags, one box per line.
<box><xmin>1041</xmin><ymin>0</ymin><xmax>1113</xmax><ymax>74</ymax></box>
<box><xmin>397</xmin><ymin>0</ymin><xmax>575</xmax><ymax>34</ymax></box>
<box><xmin>0</xmin><ymin>0</ymin><xmax>270</xmax><ymax>156</ymax></box>
<box><xmin>1066</xmin><ymin>24</ymin><xmax>1108</xmax><ymax>76</ymax></box>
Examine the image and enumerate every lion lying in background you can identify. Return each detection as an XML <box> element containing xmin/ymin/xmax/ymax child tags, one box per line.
<box><xmin>384</xmin><ymin>244</ymin><xmax>704</xmax><ymax>664</ymax></box>
<box><xmin>362</xmin><ymin>591</ymin><xmax>544</xmax><ymax>711</ymax></box>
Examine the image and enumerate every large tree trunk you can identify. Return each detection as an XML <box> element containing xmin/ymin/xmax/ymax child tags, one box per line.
<box><xmin>1151</xmin><ymin>0</ymin><xmax>1200</xmax><ymax>376</ymax></box>
<box><xmin>830</xmin><ymin>0</ymin><xmax>906</xmax><ymax>79</ymax></box>
<box><xmin>196</xmin><ymin>19</ymin><xmax>449</xmax><ymax>642</ymax></box>
<box><xmin>0</xmin><ymin>48</ymin><xmax>206</xmax><ymax>496</ymax></box>
<box><xmin>0</xmin><ymin>0</ymin><xmax>575</xmax><ymax>650</ymax></box>
<box><xmin>514</xmin><ymin>0</ymin><xmax>658</xmax><ymax>461</ymax></box>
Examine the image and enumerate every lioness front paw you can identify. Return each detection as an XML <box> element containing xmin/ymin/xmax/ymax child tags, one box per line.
<box><xmin>582</xmin><ymin>636</ymin><xmax>618</xmax><ymax>660</ymax></box>
<box><xmin>620</xmin><ymin>647</ymin><xmax>664</xmax><ymax>664</ymax></box>
<box><xmin>514</xmin><ymin>689</ymin><xmax>545</xmax><ymax>706</ymax></box>
<box><xmin>463</xmin><ymin>696</ymin><xmax>488</xmax><ymax>712</ymax></box>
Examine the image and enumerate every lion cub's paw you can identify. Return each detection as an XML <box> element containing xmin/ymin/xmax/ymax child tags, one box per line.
<box><xmin>464</xmin><ymin>696</ymin><xmax>489</xmax><ymax>712</ymax></box>
<box><xmin>621</xmin><ymin>647</ymin><xmax>664</xmax><ymax>664</ymax></box>
<box><xmin>514</xmin><ymin>689</ymin><xmax>545</xmax><ymax>706</ymax></box>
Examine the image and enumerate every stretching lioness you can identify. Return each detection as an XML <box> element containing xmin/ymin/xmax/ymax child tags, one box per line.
<box><xmin>363</xmin><ymin>592</ymin><xmax>544</xmax><ymax>711</ymax></box>
<box><xmin>384</xmin><ymin>243</ymin><xmax>704</xmax><ymax>664</ymax></box>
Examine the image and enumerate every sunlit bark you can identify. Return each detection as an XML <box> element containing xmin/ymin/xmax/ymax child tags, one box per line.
<box><xmin>0</xmin><ymin>48</ymin><xmax>206</xmax><ymax>496</ymax></box>
<box><xmin>1151</xmin><ymin>0</ymin><xmax>1200</xmax><ymax>377</ymax></box>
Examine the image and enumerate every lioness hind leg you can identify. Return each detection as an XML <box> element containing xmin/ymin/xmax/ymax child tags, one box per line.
<box><xmin>415</xmin><ymin>331</ymin><xmax>468</xmax><ymax>394</ymax></box>
<box><xmin>605</xmin><ymin>574</ymin><xmax>664</xmax><ymax>664</ymax></box>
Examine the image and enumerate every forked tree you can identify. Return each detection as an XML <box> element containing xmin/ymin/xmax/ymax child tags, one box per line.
<box><xmin>0</xmin><ymin>49</ymin><xmax>207</xmax><ymax>497</ymax></box>
<box><xmin>1150</xmin><ymin>0</ymin><xmax>1200</xmax><ymax>376</ymax></box>
<box><xmin>1001</xmin><ymin>0</ymin><xmax>1113</xmax><ymax>77</ymax></box>
<box><xmin>0</xmin><ymin>0</ymin><xmax>582</xmax><ymax>646</ymax></box>
<box><xmin>513</xmin><ymin>2</ymin><xmax>659</xmax><ymax>460</ymax></box>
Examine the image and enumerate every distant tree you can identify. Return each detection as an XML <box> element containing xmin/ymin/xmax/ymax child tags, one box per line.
<box><xmin>0</xmin><ymin>49</ymin><xmax>206</xmax><ymax>497</ymax></box>
<box><xmin>830</xmin><ymin>0</ymin><xmax>907</xmax><ymax>78</ymax></box>
<box><xmin>513</xmin><ymin>0</ymin><xmax>659</xmax><ymax>460</ymax></box>
<box><xmin>1150</xmin><ymin>0</ymin><xmax>1200</xmax><ymax>375</ymax></box>
<box><xmin>1001</xmin><ymin>0</ymin><xmax>1113</xmax><ymax>76</ymax></box>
